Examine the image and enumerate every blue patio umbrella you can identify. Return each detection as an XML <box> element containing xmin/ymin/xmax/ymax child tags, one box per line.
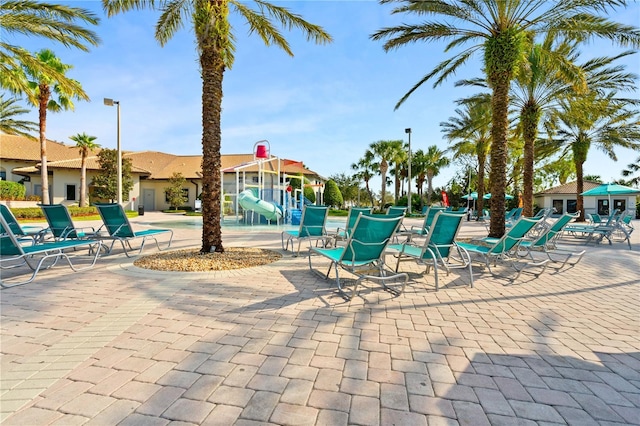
<box><xmin>483</xmin><ymin>193</ymin><xmax>514</xmax><ymax>200</ymax></box>
<box><xmin>581</xmin><ymin>183</ymin><xmax>640</xmax><ymax>212</ymax></box>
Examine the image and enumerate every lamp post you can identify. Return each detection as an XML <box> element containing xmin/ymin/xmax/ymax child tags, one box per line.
<box><xmin>405</xmin><ymin>128</ymin><xmax>412</xmax><ymax>215</ymax></box>
<box><xmin>103</xmin><ymin>98</ymin><xmax>122</xmax><ymax>205</ymax></box>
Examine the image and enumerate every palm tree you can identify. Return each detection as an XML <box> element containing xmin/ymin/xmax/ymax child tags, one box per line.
<box><xmin>411</xmin><ymin>149</ymin><xmax>427</xmax><ymax>206</ymax></box>
<box><xmin>0</xmin><ymin>1</ymin><xmax>99</xmax><ymax>97</ymax></box>
<box><xmin>541</xmin><ymin>91</ymin><xmax>640</xmax><ymax>221</ymax></box>
<box><xmin>0</xmin><ymin>95</ymin><xmax>37</xmax><ymax>138</ymax></box>
<box><xmin>70</xmin><ymin>132</ymin><xmax>100</xmax><ymax>207</ymax></box>
<box><xmin>442</xmin><ymin>95</ymin><xmax>492</xmax><ymax>215</ymax></box>
<box><xmin>371</xmin><ymin>0</ymin><xmax>640</xmax><ymax>238</ymax></box>
<box><xmin>366</xmin><ymin>140</ymin><xmax>403</xmax><ymax>207</ymax></box>
<box><xmin>422</xmin><ymin>145</ymin><xmax>450</xmax><ymax>205</ymax></box>
<box><xmin>351</xmin><ymin>156</ymin><xmax>377</xmax><ymax>207</ymax></box>
<box><xmin>103</xmin><ymin>0</ymin><xmax>331</xmax><ymax>254</ymax></box>
<box><xmin>18</xmin><ymin>49</ymin><xmax>89</xmax><ymax>205</ymax></box>
<box><xmin>621</xmin><ymin>155</ymin><xmax>640</xmax><ymax>186</ymax></box>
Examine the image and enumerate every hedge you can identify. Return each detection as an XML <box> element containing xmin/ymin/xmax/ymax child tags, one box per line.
<box><xmin>9</xmin><ymin>206</ymin><xmax>99</xmax><ymax>219</ymax></box>
<box><xmin>0</xmin><ymin>181</ymin><xmax>26</xmax><ymax>200</ymax></box>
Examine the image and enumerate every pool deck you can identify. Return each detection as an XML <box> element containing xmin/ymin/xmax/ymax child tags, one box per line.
<box><xmin>1</xmin><ymin>213</ymin><xmax>639</xmax><ymax>425</ymax></box>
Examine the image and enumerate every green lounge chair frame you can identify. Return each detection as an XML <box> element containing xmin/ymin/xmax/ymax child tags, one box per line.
<box><xmin>516</xmin><ymin>212</ymin><xmax>586</xmax><ymax>268</ymax></box>
<box><xmin>0</xmin><ymin>204</ymin><xmax>47</xmax><ymax>244</ymax></box>
<box><xmin>406</xmin><ymin>206</ymin><xmax>446</xmax><ymax>238</ymax></box>
<box><xmin>457</xmin><ymin>217</ymin><xmax>548</xmax><ymax>281</ymax></box>
<box><xmin>563</xmin><ymin>209</ymin><xmax>628</xmax><ymax>247</ymax></box>
<box><xmin>331</xmin><ymin>207</ymin><xmax>372</xmax><ymax>245</ymax></box>
<box><xmin>308</xmin><ymin>214</ymin><xmax>407</xmax><ymax>299</ymax></box>
<box><xmin>95</xmin><ymin>203</ymin><xmax>174</xmax><ymax>257</ymax></box>
<box><xmin>281</xmin><ymin>205</ymin><xmax>329</xmax><ymax>256</ymax></box>
<box><xmin>386</xmin><ymin>206</ymin><xmax>407</xmax><ymax>217</ymax></box>
<box><xmin>387</xmin><ymin>211</ymin><xmax>473</xmax><ymax>291</ymax></box>
<box><xmin>40</xmin><ymin>204</ymin><xmax>96</xmax><ymax>240</ymax></box>
<box><xmin>1</xmin><ymin>215</ymin><xmax>103</xmax><ymax>288</ymax></box>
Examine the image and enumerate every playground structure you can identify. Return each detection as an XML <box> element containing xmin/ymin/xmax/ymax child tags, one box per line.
<box><xmin>222</xmin><ymin>141</ymin><xmax>321</xmax><ymax>225</ymax></box>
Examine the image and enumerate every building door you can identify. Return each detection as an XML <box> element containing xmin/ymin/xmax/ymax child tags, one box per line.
<box><xmin>143</xmin><ymin>189</ymin><xmax>155</xmax><ymax>211</ymax></box>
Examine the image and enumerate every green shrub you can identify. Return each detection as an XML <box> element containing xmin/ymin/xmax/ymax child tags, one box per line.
<box><xmin>0</xmin><ymin>181</ymin><xmax>26</xmax><ymax>200</ymax></box>
<box><xmin>323</xmin><ymin>180</ymin><xmax>343</xmax><ymax>208</ymax></box>
<box><xmin>10</xmin><ymin>206</ymin><xmax>98</xmax><ymax>219</ymax></box>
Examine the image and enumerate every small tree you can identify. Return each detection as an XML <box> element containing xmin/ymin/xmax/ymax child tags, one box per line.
<box><xmin>165</xmin><ymin>172</ymin><xmax>187</xmax><ymax>210</ymax></box>
<box><xmin>91</xmin><ymin>149</ymin><xmax>133</xmax><ymax>202</ymax></box>
<box><xmin>323</xmin><ymin>179</ymin><xmax>343</xmax><ymax>208</ymax></box>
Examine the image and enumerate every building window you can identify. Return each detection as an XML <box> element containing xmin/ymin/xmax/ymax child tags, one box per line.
<box><xmin>613</xmin><ymin>199</ymin><xmax>626</xmax><ymax>214</ymax></box>
<box><xmin>0</xmin><ymin>169</ymin><xmax>6</xmax><ymax>180</ymax></box>
<box><xmin>552</xmin><ymin>199</ymin><xmax>563</xmax><ymax>215</ymax></box>
<box><xmin>567</xmin><ymin>199</ymin><xmax>577</xmax><ymax>214</ymax></box>
<box><xmin>66</xmin><ymin>184</ymin><xmax>76</xmax><ymax>201</ymax></box>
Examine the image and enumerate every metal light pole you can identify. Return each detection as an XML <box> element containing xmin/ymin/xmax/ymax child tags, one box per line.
<box><xmin>405</xmin><ymin>128</ymin><xmax>412</xmax><ymax>215</ymax></box>
<box><xmin>103</xmin><ymin>98</ymin><xmax>122</xmax><ymax>205</ymax></box>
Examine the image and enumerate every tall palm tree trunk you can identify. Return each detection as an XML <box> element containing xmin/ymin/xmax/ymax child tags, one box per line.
<box><xmin>488</xmin><ymin>80</ymin><xmax>509</xmax><ymax>237</ymax></box>
<box><xmin>426</xmin><ymin>172</ymin><xmax>434</xmax><ymax>204</ymax></box>
<box><xmin>573</xmin><ymin>135</ymin><xmax>589</xmax><ymax>222</ymax></box>
<box><xmin>80</xmin><ymin>152</ymin><xmax>87</xmax><ymax>207</ymax></box>
<box><xmin>477</xmin><ymin>157</ymin><xmax>486</xmax><ymax>217</ymax></box>
<box><xmin>200</xmin><ymin>45</ymin><xmax>225</xmax><ymax>253</ymax></box>
<box><xmin>522</xmin><ymin>101</ymin><xmax>540</xmax><ymax>217</ymax></box>
<box><xmin>38</xmin><ymin>84</ymin><xmax>50</xmax><ymax>205</ymax></box>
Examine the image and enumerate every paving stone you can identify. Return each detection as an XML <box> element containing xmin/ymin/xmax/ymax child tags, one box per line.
<box><xmin>526</xmin><ymin>387</ymin><xmax>581</xmax><ymax>408</ymax></box>
<box><xmin>111</xmin><ymin>380</ymin><xmax>162</xmax><ymax>403</ymax></box>
<box><xmin>493</xmin><ymin>377</ymin><xmax>533</xmax><ymax>402</ymax></box>
<box><xmin>85</xmin><ymin>399</ymin><xmax>139</xmax><ymax>426</ymax></box>
<box><xmin>508</xmin><ymin>400</ymin><xmax>565</xmax><ymax>423</ymax></box>
<box><xmin>475</xmin><ymin>388</ymin><xmax>515</xmax><ymax>416</ymax></box>
<box><xmin>433</xmin><ymin>382</ymin><xmax>478</xmax><ymax>403</ymax></box>
<box><xmin>486</xmin><ymin>414</ymin><xmax>537</xmax><ymax>425</ymax></box>
<box><xmin>571</xmin><ymin>392</ymin><xmax>626</xmax><ymax>422</ymax></box>
<box><xmin>554</xmin><ymin>406</ymin><xmax>600</xmax><ymax>426</ymax></box>
<box><xmin>182</xmin><ymin>374</ymin><xmax>224</xmax><ymax>400</ymax></box>
<box><xmin>208</xmin><ymin>385</ymin><xmax>255</xmax><ymax>407</ymax></box>
<box><xmin>136</xmin><ymin>386</ymin><xmax>185</xmax><ymax>416</ymax></box>
<box><xmin>315</xmin><ymin>368</ymin><xmax>343</xmax><ymax>391</ymax></box>
<box><xmin>240</xmin><ymin>390</ymin><xmax>280</xmax><ymax>422</ymax></box>
<box><xmin>308</xmin><ymin>389</ymin><xmax>351</xmax><ymax>412</ymax></box>
<box><xmin>162</xmin><ymin>398</ymin><xmax>215</xmax><ymax>423</ymax></box>
<box><xmin>1</xmin><ymin>407</ymin><xmax>62</xmax><ymax>425</ymax></box>
<box><xmin>405</xmin><ymin>373</ymin><xmax>435</xmax><ymax>397</ymax></box>
<box><xmin>348</xmin><ymin>395</ymin><xmax>379</xmax><ymax>425</ymax></box>
<box><xmin>452</xmin><ymin>401</ymin><xmax>491</xmax><ymax>426</ymax></box>
<box><xmin>59</xmin><ymin>393</ymin><xmax>116</xmax><ymax>418</ymax></box>
<box><xmin>583</xmin><ymin>381</ymin><xmax>635</xmax><ymax>407</ymax></box>
<box><xmin>380</xmin><ymin>383</ymin><xmax>409</xmax><ymax>410</ymax></box>
<box><xmin>340</xmin><ymin>377</ymin><xmax>379</xmax><ymax>397</ymax></box>
<box><xmin>408</xmin><ymin>395</ymin><xmax>456</xmax><ymax>418</ymax></box>
<box><xmin>280</xmin><ymin>379</ymin><xmax>314</xmax><ymax>405</ymax></box>
<box><xmin>316</xmin><ymin>409</ymin><xmax>349</xmax><ymax>426</ymax></box>
<box><xmin>258</xmin><ymin>356</ymin><xmax>288</xmax><ymax>376</ymax></box>
<box><xmin>202</xmin><ymin>404</ymin><xmax>243</xmax><ymax>425</ymax></box>
<box><xmin>269</xmin><ymin>403</ymin><xmax>318</xmax><ymax>426</ymax></box>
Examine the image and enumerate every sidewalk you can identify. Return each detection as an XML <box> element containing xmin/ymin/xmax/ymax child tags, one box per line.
<box><xmin>1</xmin><ymin>213</ymin><xmax>639</xmax><ymax>425</ymax></box>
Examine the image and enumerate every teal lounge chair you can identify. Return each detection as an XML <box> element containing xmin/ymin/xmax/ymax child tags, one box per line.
<box><xmin>40</xmin><ymin>204</ymin><xmax>96</xmax><ymax>240</ymax></box>
<box><xmin>387</xmin><ymin>211</ymin><xmax>473</xmax><ymax>291</ymax></box>
<box><xmin>95</xmin><ymin>203</ymin><xmax>174</xmax><ymax>257</ymax></box>
<box><xmin>457</xmin><ymin>216</ymin><xmax>548</xmax><ymax>281</ymax></box>
<box><xmin>386</xmin><ymin>206</ymin><xmax>407</xmax><ymax>219</ymax></box>
<box><xmin>282</xmin><ymin>205</ymin><xmax>329</xmax><ymax>256</ymax></box>
<box><xmin>331</xmin><ymin>207</ymin><xmax>372</xmax><ymax>245</ymax></box>
<box><xmin>308</xmin><ymin>214</ymin><xmax>407</xmax><ymax>299</ymax></box>
<box><xmin>1</xmin><ymin>215</ymin><xmax>103</xmax><ymax>287</ymax></box>
<box><xmin>405</xmin><ymin>206</ymin><xmax>446</xmax><ymax>239</ymax></box>
<box><xmin>0</xmin><ymin>204</ymin><xmax>47</xmax><ymax>244</ymax></box>
<box><xmin>515</xmin><ymin>212</ymin><xmax>586</xmax><ymax>269</ymax></box>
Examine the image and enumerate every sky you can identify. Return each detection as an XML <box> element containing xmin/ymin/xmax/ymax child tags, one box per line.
<box><xmin>9</xmin><ymin>0</ymin><xmax>640</xmax><ymax>193</ymax></box>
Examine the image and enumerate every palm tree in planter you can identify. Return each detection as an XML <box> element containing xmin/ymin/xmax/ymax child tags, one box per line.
<box><xmin>70</xmin><ymin>132</ymin><xmax>100</xmax><ymax>207</ymax></box>
<box><xmin>103</xmin><ymin>0</ymin><xmax>331</xmax><ymax>253</ymax></box>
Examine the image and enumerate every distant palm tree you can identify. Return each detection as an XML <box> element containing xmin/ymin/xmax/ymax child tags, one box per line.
<box><xmin>351</xmin><ymin>157</ymin><xmax>376</xmax><ymax>207</ymax></box>
<box><xmin>422</xmin><ymin>145</ymin><xmax>450</xmax><ymax>205</ymax></box>
<box><xmin>0</xmin><ymin>95</ymin><xmax>37</xmax><ymax>138</ymax></box>
<box><xmin>372</xmin><ymin>0</ymin><xmax>640</xmax><ymax>238</ymax></box>
<box><xmin>19</xmin><ymin>49</ymin><xmax>89</xmax><ymax>205</ymax></box>
<box><xmin>103</xmin><ymin>0</ymin><xmax>331</xmax><ymax>254</ymax></box>
<box><xmin>411</xmin><ymin>149</ymin><xmax>427</xmax><ymax>206</ymax></box>
<box><xmin>542</xmin><ymin>91</ymin><xmax>640</xmax><ymax>221</ymax></box>
<box><xmin>366</xmin><ymin>140</ymin><xmax>404</xmax><ymax>207</ymax></box>
<box><xmin>70</xmin><ymin>132</ymin><xmax>100</xmax><ymax>207</ymax></box>
<box><xmin>442</xmin><ymin>95</ymin><xmax>492</xmax><ymax>215</ymax></box>
<box><xmin>621</xmin><ymin>156</ymin><xmax>640</xmax><ymax>186</ymax></box>
<box><xmin>0</xmin><ymin>0</ymin><xmax>99</xmax><ymax>97</ymax></box>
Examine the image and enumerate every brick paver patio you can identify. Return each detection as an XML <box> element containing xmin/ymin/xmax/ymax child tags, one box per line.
<box><xmin>1</xmin><ymin>213</ymin><xmax>638</xmax><ymax>425</ymax></box>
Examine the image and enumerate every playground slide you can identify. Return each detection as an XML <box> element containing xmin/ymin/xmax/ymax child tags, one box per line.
<box><xmin>238</xmin><ymin>190</ymin><xmax>283</xmax><ymax>222</ymax></box>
